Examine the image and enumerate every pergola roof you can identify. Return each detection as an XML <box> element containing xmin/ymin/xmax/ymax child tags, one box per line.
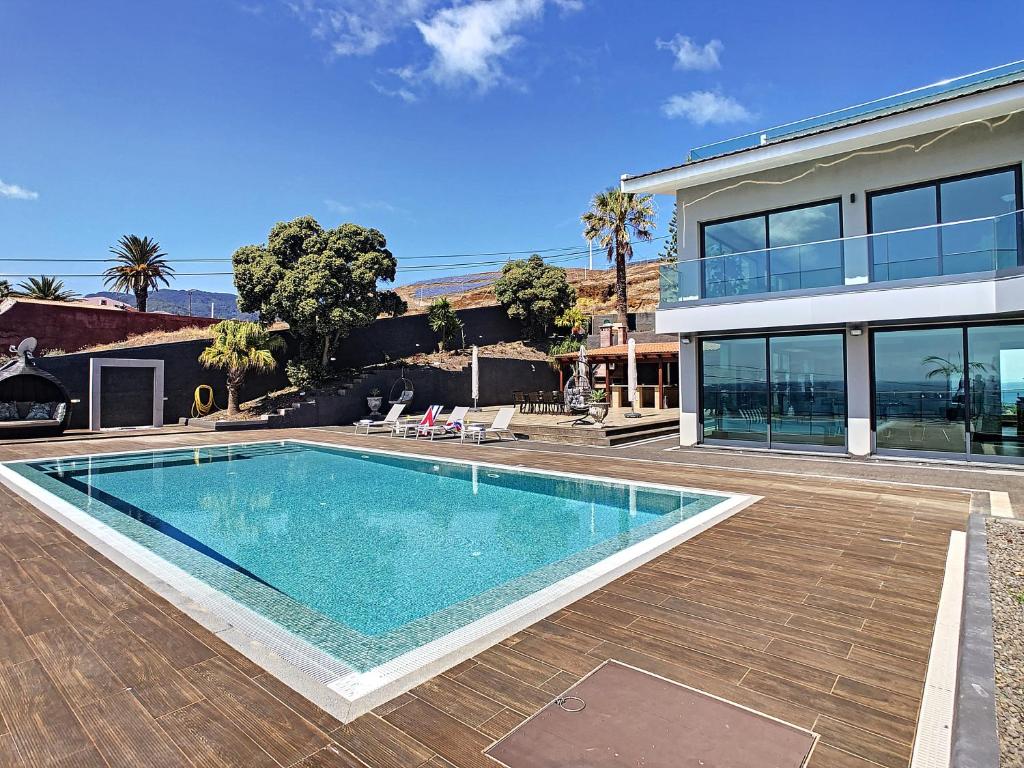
<box><xmin>555</xmin><ymin>342</ymin><xmax>678</xmax><ymax>362</ymax></box>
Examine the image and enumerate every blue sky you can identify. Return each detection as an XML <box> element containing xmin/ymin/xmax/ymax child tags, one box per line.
<box><xmin>2</xmin><ymin>0</ymin><xmax>1023</xmax><ymax>296</ymax></box>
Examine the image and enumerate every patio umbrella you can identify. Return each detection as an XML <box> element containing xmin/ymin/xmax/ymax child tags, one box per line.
<box><xmin>626</xmin><ymin>337</ymin><xmax>640</xmax><ymax>418</ymax></box>
<box><xmin>471</xmin><ymin>345</ymin><xmax>480</xmax><ymax>411</ymax></box>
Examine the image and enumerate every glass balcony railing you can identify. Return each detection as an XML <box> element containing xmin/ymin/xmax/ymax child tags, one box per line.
<box><xmin>660</xmin><ymin>211</ymin><xmax>1024</xmax><ymax>306</ymax></box>
<box><xmin>687</xmin><ymin>60</ymin><xmax>1024</xmax><ymax>162</ymax></box>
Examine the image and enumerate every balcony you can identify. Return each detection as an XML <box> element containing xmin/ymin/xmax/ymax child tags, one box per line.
<box><xmin>660</xmin><ymin>211</ymin><xmax>1024</xmax><ymax>307</ymax></box>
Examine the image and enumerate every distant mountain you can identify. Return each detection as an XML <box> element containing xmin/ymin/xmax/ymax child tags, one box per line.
<box><xmin>86</xmin><ymin>290</ymin><xmax>256</xmax><ymax>320</ymax></box>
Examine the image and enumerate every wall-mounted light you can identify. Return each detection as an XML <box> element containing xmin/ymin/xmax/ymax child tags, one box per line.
<box><xmin>849</xmin><ymin>327</ymin><xmax>863</xmax><ymax>336</ymax></box>
<box><xmin>850</xmin><ymin>193</ymin><xmax>856</xmax><ymax>203</ymax></box>
<box><xmin>680</xmin><ymin>335</ymin><xmax>692</xmax><ymax>345</ymax></box>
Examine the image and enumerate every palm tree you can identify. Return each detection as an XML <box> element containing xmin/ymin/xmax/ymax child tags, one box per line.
<box><xmin>103</xmin><ymin>235</ymin><xmax>175</xmax><ymax>312</ymax></box>
<box><xmin>0</xmin><ymin>280</ymin><xmax>11</xmax><ymax>300</ymax></box>
<box><xmin>427</xmin><ymin>298</ymin><xmax>464</xmax><ymax>351</ymax></box>
<box><xmin>199</xmin><ymin>321</ymin><xmax>284</xmax><ymax>416</ymax></box>
<box><xmin>582</xmin><ymin>188</ymin><xmax>656</xmax><ymax>325</ymax></box>
<box><xmin>17</xmin><ymin>276</ymin><xmax>77</xmax><ymax>301</ymax></box>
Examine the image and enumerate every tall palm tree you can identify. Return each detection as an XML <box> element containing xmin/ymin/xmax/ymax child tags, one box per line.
<box><xmin>17</xmin><ymin>276</ymin><xmax>77</xmax><ymax>302</ymax></box>
<box><xmin>103</xmin><ymin>235</ymin><xmax>175</xmax><ymax>312</ymax></box>
<box><xmin>199</xmin><ymin>320</ymin><xmax>284</xmax><ymax>416</ymax></box>
<box><xmin>581</xmin><ymin>188</ymin><xmax>656</xmax><ymax>325</ymax></box>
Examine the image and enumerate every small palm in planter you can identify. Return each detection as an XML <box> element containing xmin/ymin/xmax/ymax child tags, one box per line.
<box><xmin>199</xmin><ymin>321</ymin><xmax>284</xmax><ymax>417</ymax></box>
<box><xmin>588</xmin><ymin>388</ymin><xmax>609</xmax><ymax>427</ymax></box>
<box><xmin>367</xmin><ymin>388</ymin><xmax>383</xmax><ymax>417</ymax></box>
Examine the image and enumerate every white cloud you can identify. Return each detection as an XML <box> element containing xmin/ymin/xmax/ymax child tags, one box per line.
<box><xmin>372</xmin><ymin>81</ymin><xmax>419</xmax><ymax>102</ymax></box>
<box><xmin>661</xmin><ymin>91</ymin><xmax>752</xmax><ymax>125</ymax></box>
<box><xmin>0</xmin><ymin>179</ymin><xmax>38</xmax><ymax>200</ymax></box>
<box><xmin>414</xmin><ymin>0</ymin><xmax>546</xmax><ymax>91</ymax></box>
<box><xmin>656</xmin><ymin>34</ymin><xmax>722</xmax><ymax>71</ymax></box>
<box><xmin>289</xmin><ymin>0</ymin><xmax>437</xmax><ymax>56</ymax></box>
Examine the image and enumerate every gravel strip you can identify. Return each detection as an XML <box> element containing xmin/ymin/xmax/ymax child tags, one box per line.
<box><xmin>987</xmin><ymin>517</ymin><xmax>1024</xmax><ymax>768</ymax></box>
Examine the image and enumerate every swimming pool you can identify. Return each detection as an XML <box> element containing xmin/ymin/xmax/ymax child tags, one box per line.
<box><xmin>0</xmin><ymin>439</ymin><xmax>755</xmax><ymax>719</ymax></box>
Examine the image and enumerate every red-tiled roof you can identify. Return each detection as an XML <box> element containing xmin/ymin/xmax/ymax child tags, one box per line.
<box><xmin>555</xmin><ymin>342</ymin><xmax>678</xmax><ymax>359</ymax></box>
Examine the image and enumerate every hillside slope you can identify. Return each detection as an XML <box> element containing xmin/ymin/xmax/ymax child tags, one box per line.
<box><xmin>86</xmin><ymin>289</ymin><xmax>255</xmax><ymax>319</ymax></box>
<box><xmin>397</xmin><ymin>260</ymin><xmax>662</xmax><ymax>315</ymax></box>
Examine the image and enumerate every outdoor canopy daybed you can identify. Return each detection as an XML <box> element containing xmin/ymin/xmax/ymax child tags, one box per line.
<box><xmin>0</xmin><ymin>350</ymin><xmax>73</xmax><ymax>437</ymax></box>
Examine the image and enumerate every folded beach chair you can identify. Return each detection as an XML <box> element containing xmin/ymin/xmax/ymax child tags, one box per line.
<box><xmin>461</xmin><ymin>407</ymin><xmax>518</xmax><ymax>444</ymax></box>
<box><xmin>394</xmin><ymin>405</ymin><xmax>442</xmax><ymax>438</ymax></box>
<box><xmin>418</xmin><ymin>406</ymin><xmax>469</xmax><ymax>440</ymax></box>
<box><xmin>354</xmin><ymin>403</ymin><xmax>406</xmax><ymax>434</ymax></box>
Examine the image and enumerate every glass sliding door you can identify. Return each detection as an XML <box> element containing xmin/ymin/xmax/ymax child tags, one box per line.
<box><xmin>701</xmin><ymin>338</ymin><xmax>769</xmax><ymax>444</ymax></box>
<box><xmin>873</xmin><ymin>328</ymin><xmax>968</xmax><ymax>454</ymax></box>
<box><xmin>700</xmin><ymin>333</ymin><xmax>846</xmax><ymax>450</ymax></box>
<box><xmin>967</xmin><ymin>324</ymin><xmax>1024</xmax><ymax>459</ymax></box>
<box><xmin>770</xmin><ymin>335</ymin><xmax>847</xmax><ymax>448</ymax></box>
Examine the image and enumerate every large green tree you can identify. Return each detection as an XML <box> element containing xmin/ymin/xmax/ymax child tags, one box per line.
<box><xmin>232</xmin><ymin>216</ymin><xmax>406</xmax><ymax>383</ymax></box>
<box><xmin>103</xmin><ymin>235</ymin><xmax>175</xmax><ymax>312</ymax></box>
<box><xmin>199</xmin><ymin>320</ymin><xmax>284</xmax><ymax>415</ymax></box>
<box><xmin>493</xmin><ymin>255</ymin><xmax>576</xmax><ymax>340</ymax></box>
<box><xmin>582</xmin><ymin>188</ymin><xmax>656</xmax><ymax>325</ymax></box>
<box><xmin>659</xmin><ymin>207</ymin><xmax>678</xmax><ymax>263</ymax></box>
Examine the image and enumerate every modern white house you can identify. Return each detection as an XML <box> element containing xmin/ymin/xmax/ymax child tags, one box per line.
<box><xmin>622</xmin><ymin>61</ymin><xmax>1024</xmax><ymax>463</ymax></box>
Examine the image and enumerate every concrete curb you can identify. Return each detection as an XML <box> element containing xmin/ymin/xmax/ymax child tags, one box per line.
<box><xmin>950</xmin><ymin>514</ymin><xmax>1000</xmax><ymax>768</ymax></box>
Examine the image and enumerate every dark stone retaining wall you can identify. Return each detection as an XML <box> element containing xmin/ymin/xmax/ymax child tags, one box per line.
<box><xmin>333</xmin><ymin>306</ymin><xmax>525</xmax><ymax>369</ymax></box>
<box><xmin>35</xmin><ymin>339</ymin><xmax>291</xmax><ymax>430</ymax></box>
<box><xmin>951</xmin><ymin>513</ymin><xmax>1000</xmax><ymax>768</ymax></box>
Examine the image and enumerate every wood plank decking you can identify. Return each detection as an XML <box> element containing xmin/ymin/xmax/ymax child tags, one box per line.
<box><xmin>0</xmin><ymin>429</ymin><xmax>968</xmax><ymax>767</ymax></box>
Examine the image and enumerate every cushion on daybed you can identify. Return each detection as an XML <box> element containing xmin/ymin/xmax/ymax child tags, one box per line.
<box><xmin>0</xmin><ymin>401</ymin><xmax>17</xmax><ymax>421</ymax></box>
<box><xmin>25</xmin><ymin>402</ymin><xmax>56</xmax><ymax>420</ymax></box>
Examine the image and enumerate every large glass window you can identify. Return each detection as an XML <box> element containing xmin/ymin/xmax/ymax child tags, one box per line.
<box><xmin>873</xmin><ymin>328</ymin><xmax>967</xmax><ymax>453</ymax></box>
<box><xmin>701</xmin><ymin>333</ymin><xmax>846</xmax><ymax>449</ymax></box>
<box><xmin>701</xmin><ymin>337</ymin><xmax>768</xmax><ymax>444</ymax></box>
<box><xmin>967</xmin><ymin>325</ymin><xmax>1024</xmax><ymax>459</ymax></box>
<box><xmin>770</xmin><ymin>335</ymin><xmax>846</xmax><ymax>447</ymax></box>
<box><xmin>701</xmin><ymin>200</ymin><xmax>842</xmax><ymax>299</ymax></box>
<box><xmin>869</xmin><ymin>167</ymin><xmax>1021</xmax><ymax>280</ymax></box>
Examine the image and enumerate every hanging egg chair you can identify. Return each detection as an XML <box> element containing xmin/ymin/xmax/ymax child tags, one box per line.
<box><xmin>388</xmin><ymin>371</ymin><xmax>415</xmax><ymax>405</ymax></box>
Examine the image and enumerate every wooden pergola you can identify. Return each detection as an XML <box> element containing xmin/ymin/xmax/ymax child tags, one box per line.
<box><xmin>555</xmin><ymin>342</ymin><xmax>679</xmax><ymax>409</ymax></box>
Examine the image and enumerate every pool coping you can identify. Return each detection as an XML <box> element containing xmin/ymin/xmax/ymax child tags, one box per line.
<box><xmin>0</xmin><ymin>436</ymin><xmax>760</xmax><ymax>722</ymax></box>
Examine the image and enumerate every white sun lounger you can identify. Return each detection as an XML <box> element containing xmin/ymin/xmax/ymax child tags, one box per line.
<box><xmin>394</xmin><ymin>405</ymin><xmax>443</xmax><ymax>438</ymax></box>
<box><xmin>354</xmin><ymin>403</ymin><xmax>406</xmax><ymax>434</ymax></box>
<box><xmin>461</xmin><ymin>407</ymin><xmax>518</xmax><ymax>444</ymax></box>
<box><xmin>418</xmin><ymin>406</ymin><xmax>469</xmax><ymax>440</ymax></box>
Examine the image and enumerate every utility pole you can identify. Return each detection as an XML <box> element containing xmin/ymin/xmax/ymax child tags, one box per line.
<box><xmin>210</xmin><ymin>301</ymin><xmax>215</xmax><ymax>318</ymax></box>
<box><xmin>186</xmin><ymin>289</ymin><xmax>194</xmax><ymax>316</ymax></box>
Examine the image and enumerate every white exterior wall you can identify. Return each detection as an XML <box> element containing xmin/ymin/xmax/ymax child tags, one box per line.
<box><xmin>673</xmin><ymin>115</ymin><xmax>1023</xmax><ymax>266</ymax></box>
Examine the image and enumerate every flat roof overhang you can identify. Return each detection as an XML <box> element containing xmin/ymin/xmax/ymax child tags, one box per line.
<box><xmin>622</xmin><ymin>82</ymin><xmax>1024</xmax><ymax>196</ymax></box>
<box><xmin>655</xmin><ymin>272</ymin><xmax>1024</xmax><ymax>336</ymax></box>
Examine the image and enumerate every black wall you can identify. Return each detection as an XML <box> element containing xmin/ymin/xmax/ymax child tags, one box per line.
<box><xmin>36</xmin><ymin>339</ymin><xmax>291</xmax><ymax>429</ymax></box>
<box><xmin>333</xmin><ymin>305</ymin><xmax>525</xmax><ymax>369</ymax></box>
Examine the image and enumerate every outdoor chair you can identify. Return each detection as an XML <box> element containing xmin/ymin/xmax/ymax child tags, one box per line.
<box><xmin>461</xmin><ymin>407</ymin><xmax>518</xmax><ymax>444</ymax></box>
<box><xmin>393</xmin><ymin>405</ymin><xmax>442</xmax><ymax>438</ymax></box>
<box><xmin>512</xmin><ymin>391</ymin><xmax>526</xmax><ymax>413</ymax></box>
<box><xmin>354</xmin><ymin>403</ymin><xmax>406</xmax><ymax>434</ymax></box>
<box><xmin>418</xmin><ymin>406</ymin><xmax>468</xmax><ymax>440</ymax></box>
<box><xmin>539</xmin><ymin>390</ymin><xmax>553</xmax><ymax>414</ymax></box>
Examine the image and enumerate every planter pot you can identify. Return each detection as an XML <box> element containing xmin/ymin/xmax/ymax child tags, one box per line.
<box><xmin>588</xmin><ymin>402</ymin><xmax>609</xmax><ymax>427</ymax></box>
<box><xmin>367</xmin><ymin>396</ymin><xmax>383</xmax><ymax>417</ymax></box>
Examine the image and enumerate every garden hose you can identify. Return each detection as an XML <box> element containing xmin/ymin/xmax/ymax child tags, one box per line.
<box><xmin>191</xmin><ymin>385</ymin><xmax>221</xmax><ymax>418</ymax></box>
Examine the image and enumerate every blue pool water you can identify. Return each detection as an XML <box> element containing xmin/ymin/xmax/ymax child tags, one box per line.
<box><xmin>9</xmin><ymin>441</ymin><xmax>724</xmax><ymax>670</ymax></box>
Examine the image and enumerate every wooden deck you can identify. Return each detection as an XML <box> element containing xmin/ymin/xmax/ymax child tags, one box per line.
<box><xmin>0</xmin><ymin>428</ymin><xmax>968</xmax><ymax>767</ymax></box>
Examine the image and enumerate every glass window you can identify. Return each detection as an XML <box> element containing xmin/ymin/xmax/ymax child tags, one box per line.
<box><xmin>941</xmin><ymin>171</ymin><xmax>1018</xmax><ymax>274</ymax></box>
<box><xmin>770</xmin><ymin>335</ymin><xmax>846</xmax><ymax>447</ymax></box>
<box><xmin>701</xmin><ymin>202</ymin><xmax>842</xmax><ymax>298</ymax></box>
<box><xmin>769</xmin><ymin>203</ymin><xmax>843</xmax><ymax>292</ymax></box>
<box><xmin>701</xmin><ymin>338</ymin><xmax>768</xmax><ymax>444</ymax></box>
<box><xmin>967</xmin><ymin>324</ymin><xmax>1024</xmax><ymax>459</ymax></box>
<box><xmin>869</xmin><ymin>186</ymin><xmax>939</xmax><ymax>280</ymax></box>
<box><xmin>702</xmin><ymin>217</ymin><xmax>768</xmax><ymax>299</ymax></box>
<box><xmin>869</xmin><ymin>167</ymin><xmax>1022</xmax><ymax>280</ymax></box>
<box><xmin>873</xmin><ymin>328</ymin><xmax>967</xmax><ymax>453</ymax></box>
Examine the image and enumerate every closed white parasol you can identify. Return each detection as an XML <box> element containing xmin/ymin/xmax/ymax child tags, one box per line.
<box><xmin>471</xmin><ymin>345</ymin><xmax>480</xmax><ymax>411</ymax></box>
<box><xmin>626</xmin><ymin>337</ymin><xmax>640</xmax><ymax>418</ymax></box>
